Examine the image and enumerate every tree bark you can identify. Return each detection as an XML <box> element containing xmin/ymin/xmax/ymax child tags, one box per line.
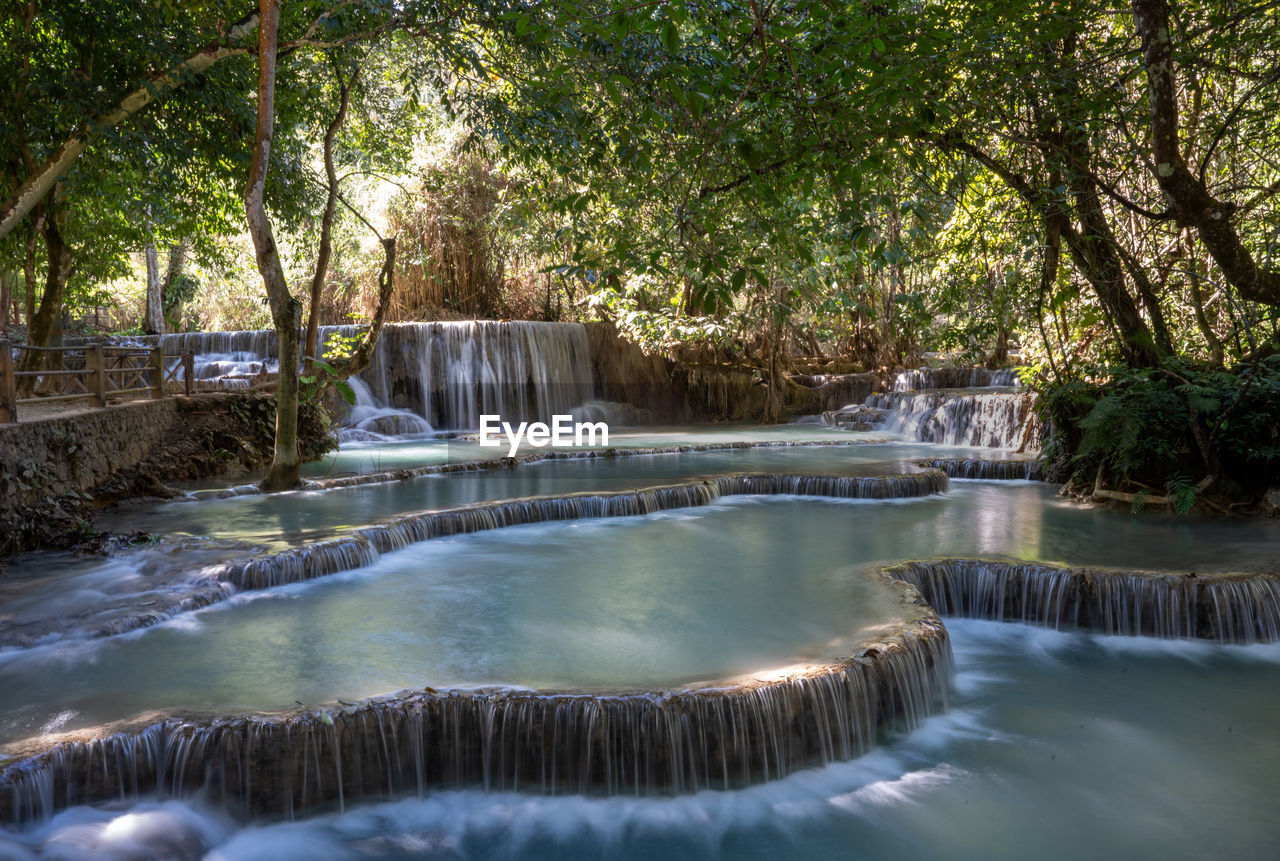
<box><xmin>161</xmin><ymin>243</ymin><xmax>189</xmax><ymax>330</ymax></box>
<box><xmin>22</xmin><ymin>211</ymin><xmax>42</xmax><ymax>325</ymax></box>
<box><xmin>143</xmin><ymin>244</ymin><xmax>164</xmax><ymax>335</ymax></box>
<box><xmin>244</xmin><ymin>0</ymin><xmax>302</xmax><ymax>492</ymax></box>
<box><xmin>1131</xmin><ymin>0</ymin><xmax>1280</xmax><ymax>306</ymax></box>
<box><xmin>304</xmin><ymin>65</ymin><xmax>357</xmax><ymax>369</ymax></box>
<box><xmin>1035</xmin><ymin>207</ymin><xmax>1063</xmax><ymax>380</ymax></box>
<box><xmin>326</xmin><ymin>237</ymin><xmax>397</xmax><ymax>380</ymax></box>
<box><xmin>1185</xmin><ymin>233</ymin><xmax>1225</xmax><ymax>365</ymax></box>
<box><xmin>16</xmin><ymin>201</ymin><xmax>71</xmax><ymax>396</ymax></box>
<box><xmin>0</xmin><ymin>269</ymin><xmax>14</xmax><ymax>330</ymax></box>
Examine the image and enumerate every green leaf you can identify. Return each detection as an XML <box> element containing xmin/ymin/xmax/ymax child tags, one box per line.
<box><xmin>662</xmin><ymin>19</ymin><xmax>680</xmax><ymax>52</ymax></box>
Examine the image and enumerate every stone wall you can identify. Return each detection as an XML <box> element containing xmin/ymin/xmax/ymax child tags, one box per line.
<box><xmin>584</xmin><ymin>322</ymin><xmax>881</xmax><ymax>422</ymax></box>
<box><xmin>0</xmin><ymin>393</ymin><xmax>333</xmax><ymax>556</ymax></box>
<box><xmin>0</xmin><ymin>399</ymin><xmax>180</xmax><ymax>508</ymax></box>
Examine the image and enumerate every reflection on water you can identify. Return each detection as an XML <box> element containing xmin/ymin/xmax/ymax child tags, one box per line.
<box><xmin>0</xmin><ymin>504</ymin><xmax>907</xmax><ymax>744</ymax></box>
<box><xmin>5</xmin><ymin>487</ymin><xmax>1279</xmax><ymax>747</ymax></box>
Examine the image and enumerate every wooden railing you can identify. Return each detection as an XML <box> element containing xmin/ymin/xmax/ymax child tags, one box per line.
<box><xmin>0</xmin><ymin>340</ymin><xmax>195</xmax><ymax>423</ymax></box>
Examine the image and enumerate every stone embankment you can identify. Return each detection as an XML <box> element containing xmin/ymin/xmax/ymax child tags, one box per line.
<box><xmin>0</xmin><ymin>393</ymin><xmax>331</xmax><ymax>556</ymax></box>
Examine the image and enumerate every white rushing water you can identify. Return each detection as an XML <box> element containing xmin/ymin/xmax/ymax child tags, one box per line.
<box><xmin>163</xmin><ymin>321</ymin><xmax>597</xmax><ymax>431</ymax></box>
<box><xmin>5</xmin><ymin>621</ymin><xmax>1280</xmax><ymax>859</ymax></box>
<box><xmin>823</xmin><ymin>366</ymin><xmax>1037</xmax><ymax>450</ymax></box>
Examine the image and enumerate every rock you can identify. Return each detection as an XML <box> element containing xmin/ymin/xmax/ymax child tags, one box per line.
<box><xmin>1264</xmin><ymin>487</ymin><xmax>1280</xmax><ymax>517</ymax></box>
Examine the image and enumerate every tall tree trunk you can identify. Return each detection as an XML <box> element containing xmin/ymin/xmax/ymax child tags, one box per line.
<box><xmin>244</xmin><ymin>0</ymin><xmax>302</xmax><ymax>492</ymax></box>
<box><xmin>161</xmin><ymin>243</ymin><xmax>189</xmax><ymax>330</ymax></box>
<box><xmin>305</xmin><ymin>66</ymin><xmax>357</xmax><ymax>370</ymax></box>
<box><xmin>1035</xmin><ymin>213</ymin><xmax>1063</xmax><ymax>381</ymax></box>
<box><xmin>143</xmin><ymin>243</ymin><xmax>164</xmax><ymax>335</ymax></box>
<box><xmin>22</xmin><ymin>211</ymin><xmax>42</xmax><ymax>325</ymax></box>
<box><xmin>17</xmin><ymin>201</ymin><xmax>70</xmax><ymax>396</ymax></box>
<box><xmin>0</xmin><ymin>269</ymin><xmax>14</xmax><ymax>330</ymax></box>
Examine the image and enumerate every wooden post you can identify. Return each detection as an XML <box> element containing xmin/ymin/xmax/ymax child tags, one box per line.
<box><xmin>0</xmin><ymin>340</ymin><xmax>16</xmax><ymax>422</ymax></box>
<box><xmin>149</xmin><ymin>346</ymin><xmax>164</xmax><ymax>399</ymax></box>
<box><xmin>88</xmin><ymin>344</ymin><xmax>107</xmax><ymax>407</ymax></box>
<box><xmin>183</xmin><ymin>351</ymin><xmax>194</xmax><ymax>396</ymax></box>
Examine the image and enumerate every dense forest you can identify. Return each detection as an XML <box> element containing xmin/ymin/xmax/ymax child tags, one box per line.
<box><xmin>2</xmin><ymin>0</ymin><xmax>1278</xmax><ymax>501</ymax></box>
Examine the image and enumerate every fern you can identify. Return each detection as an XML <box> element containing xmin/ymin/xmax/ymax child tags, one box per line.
<box><xmin>1165</xmin><ymin>473</ymin><xmax>1198</xmax><ymax>516</ymax></box>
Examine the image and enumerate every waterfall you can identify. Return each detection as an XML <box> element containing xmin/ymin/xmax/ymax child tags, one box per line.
<box><xmin>161</xmin><ymin>322</ymin><xmax>596</xmax><ymax>431</ymax></box>
<box><xmin>30</xmin><ymin>468</ymin><xmax>947</xmax><ymax>642</ymax></box>
<box><xmin>919</xmin><ymin>458</ymin><xmax>1045</xmax><ymax>481</ymax></box>
<box><xmin>818</xmin><ymin>365</ymin><xmax>1038</xmax><ymax>449</ymax></box>
<box><xmin>339</xmin><ymin>377</ymin><xmax>434</xmax><ymax>442</ymax></box>
<box><xmin>0</xmin><ymin>618</ymin><xmax>952</xmax><ymax>822</ymax></box>
<box><xmin>209</xmin><ymin>472</ymin><xmax>948</xmax><ymax>592</ymax></box>
<box><xmin>825</xmin><ymin>390</ymin><xmax>1040</xmax><ymax>450</ymax></box>
<box><xmin>865</xmin><ymin>391</ymin><xmax>1039</xmax><ymax>449</ymax></box>
<box><xmin>893</xmin><ymin>367</ymin><xmax>1019</xmax><ymax>391</ymax></box>
<box><xmin>887</xmin><ymin>558</ymin><xmax>1280</xmax><ymax>642</ymax></box>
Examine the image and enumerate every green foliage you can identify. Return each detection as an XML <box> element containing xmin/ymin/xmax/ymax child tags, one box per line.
<box><xmin>1166</xmin><ymin>473</ymin><xmax>1199</xmax><ymax>516</ymax></box>
<box><xmin>1037</xmin><ymin>356</ymin><xmax>1280</xmax><ymax>493</ymax></box>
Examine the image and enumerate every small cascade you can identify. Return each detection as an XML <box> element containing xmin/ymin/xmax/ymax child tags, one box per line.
<box><xmin>713</xmin><ymin>471</ymin><xmax>949</xmax><ymax>499</ymax></box>
<box><xmin>337</xmin><ymin>377</ymin><xmax>434</xmax><ymax>443</ymax></box>
<box><xmin>161</xmin><ymin>330</ymin><xmax>276</xmax><ymax>391</ymax></box>
<box><xmin>162</xmin><ymin>322</ymin><xmax>597</xmax><ymax>431</ymax></box>
<box><xmin>919</xmin><ymin>458</ymin><xmax>1045</xmax><ymax>481</ymax></box>
<box><xmin>823</xmin><ymin>390</ymin><xmax>1039</xmax><ymax>450</ymax></box>
<box><xmin>818</xmin><ymin>366</ymin><xmax>1038</xmax><ymax>449</ymax></box>
<box><xmin>863</xmin><ymin>391</ymin><xmax>1040</xmax><ymax>450</ymax></box>
<box><xmin>894</xmin><ymin>367</ymin><xmax>1018</xmax><ymax>391</ymax></box>
<box><xmin>0</xmin><ymin>619</ymin><xmax>951</xmax><ymax>822</ymax></box>
<box><xmin>887</xmin><ymin>558</ymin><xmax>1280</xmax><ymax>642</ymax></box>
<box><xmin>209</xmin><ymin>471</ymin><xmax>948</xmax><ymax>592</ymax></box>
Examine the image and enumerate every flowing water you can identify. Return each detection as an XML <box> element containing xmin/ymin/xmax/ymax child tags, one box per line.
<box><xmin>3</xmin><ymin>337</ymin><xmax>1279</xmax><ymax>856</ymax></box>
<box><xmin>5</xmin><ymin>485</ymin><xmax>1280</xmax><ymax>746</ymax></box>
<box><xmin>4</xmin><ymin>622</ymin><xmax>1279</xmax><ymax>859</ymax></box>
<box><xmin>163</xmin><ymin>322</ymin><xmax>595</xmax><ymax>431</ymax></box>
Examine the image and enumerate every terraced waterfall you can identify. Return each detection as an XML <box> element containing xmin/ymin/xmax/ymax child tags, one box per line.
<box><xmin>2</xmin><ymin>342</ymin><xmax>1279</xmax><ymax>859</ymax></box>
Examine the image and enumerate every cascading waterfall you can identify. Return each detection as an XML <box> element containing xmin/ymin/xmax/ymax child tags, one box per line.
<box><xmin>863</xmin><ymin>391</ymin><xmax>1040</xmax><ymax>449</ymax></box>
<box><xmin>887</xmin><ymin>558</ymin><xmax>1280</xmax><ymax>642</ymax></box>
<box><xmin>210</xmin><ymin>471</ymin><xmax>949</xmax><ymax>592</ymax></box>
<box><xmin>919</xmin><ymin>458</ymin><xmax>1045</xmax><ymax>481</ymax></box>
<box><xmin>894</xmin><ymin>367</ymin><xmax>1018</xmax><ymax>391</ymax></box>
<box><xmin>822</xmin><ymin>366</ymin><xmax>1037</xmax><ymax>449</ymax></box>
<box><xmin>339</xmin><ymin>377</ymin><xmax>434</xmax><ymax>441</ymax></box>
<box><xmin>17</xmin><ymin>469</ymin><xmax>947</xmax><ymax>642</ymax></box>
<box><xmin>0</xmin><ymin>615</ymin><xmax>952</xmax><ymax>823</ymax></box>
<box><xmin>162</xmin><ymin>321</ymin><xmax>597</xmax><ymax>430</ymax></box>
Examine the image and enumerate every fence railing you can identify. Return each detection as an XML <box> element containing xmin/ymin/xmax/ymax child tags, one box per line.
<box><xmin>0</xmin><ymin>339</ymin><xmax>195</xmax><ymax>423</ymax></box>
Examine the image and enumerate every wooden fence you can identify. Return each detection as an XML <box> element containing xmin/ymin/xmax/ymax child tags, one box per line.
<box><xmin>0</xmin><ymin>340</ymin><xmax>195</xmax><ymax>423</ymax></box>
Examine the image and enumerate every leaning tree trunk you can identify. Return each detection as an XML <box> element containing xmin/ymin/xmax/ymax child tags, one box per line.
<box><xmin>22</xmin><ymin>210</ymin><xmax>43</xmax><ymax>326</ymax></box>
<box><xmin>304</xmin><ymin>66</ymin><xmax>356</xmax><ymax>370</ymax></box>
<box><xmin>244</xmin><ymin>0</ymin><xmax>301</xmax><ymax>492</ymax></box>
<box><xmin>1132</xmin><ymin>0</ymin><xmax>1280</xmax><ymax>307</ymax></box>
